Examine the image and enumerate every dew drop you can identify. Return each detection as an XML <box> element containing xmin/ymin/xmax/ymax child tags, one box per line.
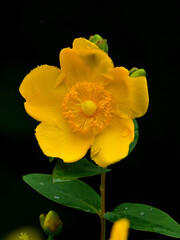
<box><xmin>86</xmin><ymin>209</ymin><xmax>91</xmax><ymax>212</ymax></box>
<box><xmin>122</xmin><ymin>129</ymin><xmax>129</xmax><ymax>137</ymax></box>
<box><xmin>39</xmin><ymin>182</ymin><xmax>44</xmax><ymax>185</ymax></box>
<box><xmin>153</xmin><ymin>227</ymin><xmax>157</xmax><ymax>231</ymax></box>
<box><xmin>54</xmin><ymin>195</ymin><xmax>60</xmax><ymax>199</ymax></box>
<box><xmin>140</xmin><ymin>212</ymin><xmax>145</xmax><ymax>216</ymax></box>
<box><xmin>124</xmin><ymin>207</ymin><xmax>128</xmax><ymax>210</ymax></box>
<box><xmin>149</xmin><ymin>208</ymin><xmax>153</xmax><ymax>211</ymax></box>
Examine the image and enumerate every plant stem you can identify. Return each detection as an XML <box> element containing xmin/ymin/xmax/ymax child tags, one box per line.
<box><xmin>47</xmin><ymin>235</ymin><xmax>53</xmax><ymax>240</ymax></box>
<box><xmin>100</xmin><ymin>173</ymin><xmax>106</xmax><ymax>240</ymax></box>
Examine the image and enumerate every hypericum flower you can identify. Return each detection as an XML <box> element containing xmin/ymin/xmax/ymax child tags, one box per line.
<box><xmin>19</xmin><ymin>37</ymin><xmax>149</xmax><ymax>167</ymax></box>
<box><xmin>19</xmin><ymin>232</ymin><xmax>29</xmax><ymax>240</ymax></box>
<box><xmin>109</xmin><ymin>218</ymin><xmax>130</xmax><ymax>240</ymax></box>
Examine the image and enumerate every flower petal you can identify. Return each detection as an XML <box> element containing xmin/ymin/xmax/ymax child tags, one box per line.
<box><xmin>73</xmin><ymin>37</ymin><xmax>100</xmax><ymax>50</ymax></box>
<box><xmin>106</xmin><ymin>67</ymin><xmax>149</xmax><ymax>119</ymax></box>
<box><xmin>109</xmin><ymin>219</ymin><xmax>130</xmax><ymax>240</ymax></box>
<box><xmin>91</xmin><ymin>116</ymin><xmax>134</xmax><ymax>168</ymax></box>
<box><xmin>60</xmin><ymin>38</ymin><xmax>114</xmax><ymax>87</ymax></box>
<box><xmin>35</xmin><ymin>121</ymin><xmax>94</xmax><ymax>162</ymax></box>
<box><xmin>19</xmin><ymin>65</ymin><xmax>68</xmax><ymax>123</ymax></box>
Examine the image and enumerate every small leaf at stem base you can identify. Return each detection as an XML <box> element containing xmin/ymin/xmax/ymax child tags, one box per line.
<box><xmin>52</xmin><ymin>158</ymin><xmax>111</xmax><ymax>182</ymax></box>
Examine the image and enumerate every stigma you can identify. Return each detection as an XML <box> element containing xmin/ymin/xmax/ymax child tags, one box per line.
<box><xmin>81</xmin><ymin>100</ymin><xmax>97</xmax><ymax>116</ymax></box>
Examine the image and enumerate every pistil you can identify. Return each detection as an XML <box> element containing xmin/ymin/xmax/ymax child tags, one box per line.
<box><xmin>81</xmin><ymin>100</ymin><xmax>97</xmax><ymax>116</ymax></box>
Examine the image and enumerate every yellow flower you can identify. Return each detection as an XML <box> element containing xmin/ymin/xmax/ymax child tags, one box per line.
<box><xmin>19</xmin><ymin>233</ymin><xmax>29</xmax><ymax>240</ymax></box>
<box><xmin>19</xmin><ymin>38</ymin><xmax>149</xmax><ymax>167</ymax></box>
<box><xmin>2</xmin><ymin>226</ymin><xmax>43</xmax><ymax>240</ymax></box>
<box><xmin>109</xmin><ymin>218</ymin><xmax>130</xmax><ymax>240</ymax></box>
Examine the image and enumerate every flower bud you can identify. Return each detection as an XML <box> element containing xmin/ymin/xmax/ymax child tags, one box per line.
<box><xmin>129</xmin><ymin>67</ymin><xmax>147</xmax><ymax>77</ymax></box>
<box><xmin>89</xmin><ymin>34</ymin><xmax>108</xmax><ymax>53</ymax></box>
<box><xmin>39</xmin><ymin>210</ymin><xmax>63</xmax><ymax>236</ymax></box>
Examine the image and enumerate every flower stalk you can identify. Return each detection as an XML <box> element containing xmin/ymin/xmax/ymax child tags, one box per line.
<box><xmin>100</xmin><ymin>173</ymin><xmax>106</xmax><ymax>240</ymax></box>
<box><xmin>47</xmin><ymin>236</ymin><xmax>53</xmax><ymax>240</ymax></box>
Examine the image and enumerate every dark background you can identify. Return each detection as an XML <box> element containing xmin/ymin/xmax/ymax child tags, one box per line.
<box><xmin>0</xmin><ymin>0</ymin><xmax>179</xmax><ymax>239</ymax></box>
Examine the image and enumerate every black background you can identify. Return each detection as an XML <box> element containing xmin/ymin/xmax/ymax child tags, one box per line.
<box><xmin>0</xmin><ymin>0</ymin><xmax>179</xmax><ymax>239</ymax></box>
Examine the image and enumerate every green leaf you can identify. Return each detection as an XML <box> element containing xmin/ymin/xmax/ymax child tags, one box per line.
<box><xmin>49</xmin><ymin>157</ymin><xmax>55</xmax><ymax>162</ymax></box>
<box><xmin>104</xmin><ymin>203</ymin><xmax>180</xmax><ymax>238</ymax></box>
<box><xmin>52</xmin><ymin>158</ymin><xmax>111</xmax><ymax>183</ymax></box>
<box><xmin>23</xmin><ymin>174</ymin><xmax>101</xmax><ymax>215</ymax></box>
<box><xmin>128</xmin><ymin>119</ymin><xmax>139</xmax><ymax>155</ymax></box>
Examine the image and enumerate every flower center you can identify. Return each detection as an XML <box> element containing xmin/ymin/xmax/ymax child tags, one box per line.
<box><xmin>62</xmin><ymin>81</ymin><xmax>113</xmax><ymax>135</ymax></box>
<box><xmin>81</xmin><ymin>100</ymin><xmax>97</xmax><ymax>116</ymax></box>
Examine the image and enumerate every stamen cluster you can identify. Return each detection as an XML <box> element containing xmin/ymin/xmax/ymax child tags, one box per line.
<box><xmin>62</xmin><ymin>81</ymin><xmax>113</xmax><ymax>135</ymax></box>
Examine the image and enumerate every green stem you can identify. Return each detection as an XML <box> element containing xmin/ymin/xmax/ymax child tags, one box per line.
<box><xmin>47</xmin><ymin>235</ymin><xmax>54</xmax><ymax>240</ymax></box>
<box><xmin>100</xmin><ymin>173</ymin><xmax>106</xmax><ymax>240</ymax></box>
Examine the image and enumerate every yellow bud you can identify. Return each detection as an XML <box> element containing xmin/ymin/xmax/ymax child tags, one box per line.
<box><xmin>39</xmin><ymin>210</ymin><xmax>63</xmax><ymax>236</ymax></box>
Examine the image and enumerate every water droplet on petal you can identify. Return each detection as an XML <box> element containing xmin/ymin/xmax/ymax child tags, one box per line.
<box><xmin>122</xmin><ymin>129</ymin><xmax>129</xmax><ymax>137</ymax></box>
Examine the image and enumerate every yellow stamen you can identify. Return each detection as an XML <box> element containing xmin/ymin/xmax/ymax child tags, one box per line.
<box><xmin>81</xmin><ymin>100</ymin><xmax>97</xmax><ymax>116</ymax></box>
<box><xmin>62</xmin><ymin>81</ymin><xmax>113</xmax><ymax>135</ymax></box>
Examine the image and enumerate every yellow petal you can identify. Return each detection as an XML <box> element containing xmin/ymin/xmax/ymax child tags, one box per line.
<box><xmin>106</xmin><ymin>67</ymin><xmax>149</xmax><ymax>119</ymax></box>
<box><xmin>109</xmin><ymin>219</ymin><xmax>130</xmax><ymax>240</ymax></box>
<box><xmin>24</xmin><ymin>102</ymin><xmax>62</xmax><ymax>124</ymax></box>
<box><xmin>19</xmin><ymin>65</ymin><xmax>68</xmax><ymax>123</ymax></box>
<box><xmin>60</xmin><ymin>38</ymin><xmax>114</xmax><ymax>87</ymax></box>
<box><xmin>91</xmin><ymin>116</ymin><xmax>134</xmax><ymax>168</ymax></box>
<box><xmin>60</xmin><ymin>48</ymin><xmax>90</xmax><ymax>86</ymax></box>
<box><xmin>73</xmin><ymin>37</ymin><xmax>100</xmax><ymax>50</ymax></box>
<box><xmin>35</xmin><ymin>121</ymin><xmax>94</xmax><ymax>162</ymax></box>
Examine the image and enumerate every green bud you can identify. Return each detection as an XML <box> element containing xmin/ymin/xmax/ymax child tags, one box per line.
<box><xmin>129</xmin><ymin>67</ymin><xmax>138</xmax><ymax>76</ymax></box>
<box><xmin>129</xmin><ymin>67</ymin><xmax>147</xmax><ymax>78</ymax></box>
<box><xmin>40</xmin><ymin>210</ymin><xmax>63</xmax><ymax>237</ymax></box>
<box><xmin>89</xmin><ymin>34</ymin><xmax>108</xmax><ymax>53</ymax></box>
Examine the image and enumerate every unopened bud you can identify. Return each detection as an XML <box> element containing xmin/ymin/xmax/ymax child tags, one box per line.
<box><xmin>89</xmin><ymin>34</ymin><xmax>108</xmax><ymax>53</ymax></box>
<box><xmin>40</xmin><ymin>210</ymin><xmax>63</xmax><ymax>236</ymax></box>
<box><xmin>129</xmin><ymin>67</ymin><xmax>147</xmax><ymax>77</ymax></box>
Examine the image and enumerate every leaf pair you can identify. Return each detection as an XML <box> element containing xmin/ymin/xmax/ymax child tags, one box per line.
<box><xmin>23</xmin><ymin>174</ymin><xmax>180</xmax><ymax>238</ymax></box>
